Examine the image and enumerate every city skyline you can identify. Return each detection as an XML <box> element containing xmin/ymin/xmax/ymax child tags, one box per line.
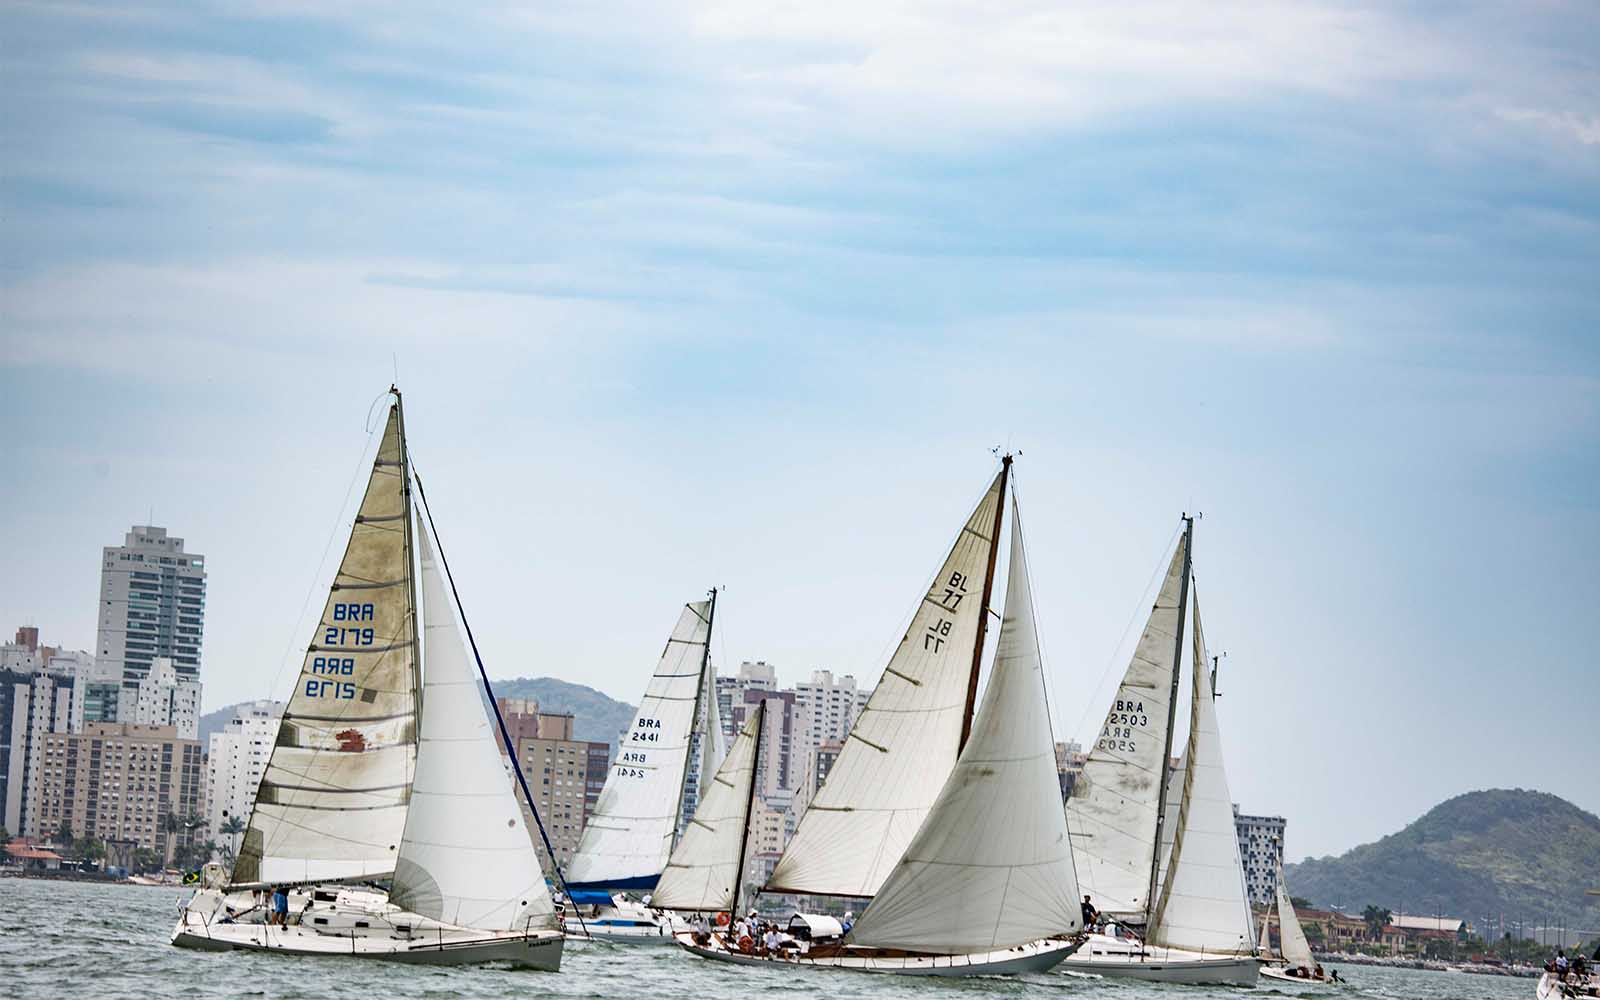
<box><xmin>3</xmin><ymin>1</ymin><xmax>1596</xmax><ymax>866</ymax></box>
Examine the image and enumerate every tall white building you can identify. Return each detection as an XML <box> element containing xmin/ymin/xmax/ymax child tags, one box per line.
<box><xmin>131</xmin><ymin>657</ymin><xmax>203</xmax><ymax>740</ymax></box>
<box><xmin>206</xmin><ymin>700</ymin><xmax>284</xmax><ymax>855</ymax></box>
<box><xmin>95</xmin><ymin>526</ymin><xmax>207</xmax><ymax>706</ymax></box>
<box><xmin>716</xmin><ymin>660</ymin><xmax>777</xmax><ymax>743</ymax></box>
<box><xmin>1</xmin><ymin>627</ymin><xmax>88</xmax><ymax>837</ymax></box>
<box><xmin>1234</xmin><ymin>805</ymin><xmax>1287</xmax><ymax>907</ymax></box>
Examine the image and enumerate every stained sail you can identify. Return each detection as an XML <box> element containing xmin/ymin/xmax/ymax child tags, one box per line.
<box><xmin>849</xmin><ymin>497</ymin><xmax>1081</xmax><ymax>952</ymax></box>
<box><xmin>566</xmin><ymin>600</ymin><xmax>712</xmax><ymax>889</ymax></box>
<box><xmin>233</xmin><ymin>401</ymin><xmax>419</xmax><ymax>886</ymax></box>
<box><xmin>389</xmin><ymin>524</ymin><xmax>554</xmax><ymax>930</ymax></box>
<box><xmin>1148</xmin><ymin>591</ymin><xmax>1256</xmax><ymax>954</ymax></box>
<box><xmin>649</xmin><ymin>710</ymin><xmax>761</xmax><ymax>912</ymax></box>
<box><xmin>1065</xmin><ymin>533</ymin><xmax>1188</xmax><ymax>919</ymax></box>
<box><xmin>1276</xmin><ymin>869</ymin><xmax>1316</xmax><ymax>973</ymax></box>
<box><xmin>766</xmin><ymin>469</ymin><xmax>1005</xmax><ymax>898</ymax></box>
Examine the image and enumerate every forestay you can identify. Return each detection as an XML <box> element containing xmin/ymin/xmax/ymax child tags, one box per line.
<box><xmin>1066</xmin><ymin>534</ymin><xmax>1188</xmax><ymax>919</ymax></box>
<box><xmin>566</xmin><ymin>600</ymin><xmax>712</xmax><ymax>889</ymax></box>
<box><xmin>649</xmin><ymin>711</ymin><xmax>761</xmax><ymax>912</ymax></box>
<box><xmin>766</xmin><ymin>470</ymin><xmax>1005</xmax><ymax>898</ymax></box>
<box><xmin>1276</xmin><ymin>869</ymin><xmax>1317</xmax><ymax>973</ymax></box>
<box><xmin>233</xmin><ymin>403</ymin><xmax>419</xmax><ymax>886</ymax></box>
<box><xmin>849</xmin><ymin>500</ymin><xmax>1081</xmax><ymax>953</ymax></box>
<box><xmin>388</xmin><ymin>525</ymin><xmax>554</xmax><ymax>931</ymax></box>
<box><xmin>1149</xmin><ymin>592</ymin><xmax>1255</xmax><ymax>955</ymax></box>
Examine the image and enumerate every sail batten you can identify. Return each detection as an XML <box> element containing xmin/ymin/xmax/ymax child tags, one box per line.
<box><xmin>765</xmin><ymin>469</ymin><xmax>1006</xmax><ymax>899</ymax></box>
<box><xmin>231</xmin><ymin>401</ymin><xmax>419</xmax><ymax>888</ymax></box>
<box><xmin>565</xmin><ymin>600</ymin><xmax>714</xmax><ymax>889</ymax></box>
<box><xmin>848</xmin><ymin>495</ymin><xmax>1081</xmax><ymax>953</ymax></box>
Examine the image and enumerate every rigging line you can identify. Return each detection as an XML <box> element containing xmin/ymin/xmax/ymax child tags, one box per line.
<box><xmin>264</xmin><ymin>411</ymin><xmax>385</xmax><ymax>706</ymax></box>
<box><xmin>1068</xmin><ymin>520</ymin><xmax>1185</xmax><ymax>743</ymax></box>
<box><xmin>410</xmin><ymin>462</ymin><xmax>588</xmax><ymax>940</ymax></box>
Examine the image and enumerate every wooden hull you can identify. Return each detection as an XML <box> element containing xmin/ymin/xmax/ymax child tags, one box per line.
<box><xmin>675</xmin><ymin>932</ymin><xmax>1080</xmax><ymax>976</ymax></box>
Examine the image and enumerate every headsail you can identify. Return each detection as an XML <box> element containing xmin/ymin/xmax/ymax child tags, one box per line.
<box><xmin>1276</xmin><ymin>868</ymin><xmax>1316</xmax><ymax>973</ymax></box>
<box><xmin>1148</xmin><ymin>589</ymin><xmax>1256</xmax><ymax>954</ymax></box>
<box><xmin>766</xmin><ymin>466</ymin><xmax>1006</xmax><ymax>898</ymax></box>
<box><xmin>849</xmin><ymin>495</ymin><xmax>1081</xmax><ymax>952</ymax></box>
<box><xmin>388</xmin><ymin>523</ymin><xmax>554</xmax><ymax>930</ymax></box>
<box><xmin>649</xmin><ymin>708</ymin><xmax>762</xmax><ymax>913</ymax></box>
<box><xmin>566</xmin><ymin>600</ymin><xmax>713</xmax><ymax>889</ymax></box>
<box><xmin>1065</xmin><ymin>531</ymin><xmax>1188</xmax><ymax>919</ymax></box>
<box><xmin>233</xmin><ymin>399</ymin><xmax>419</xmax><ymax>886</ymax></box>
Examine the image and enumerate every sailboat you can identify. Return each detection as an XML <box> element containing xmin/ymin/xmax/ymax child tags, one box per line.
<box><xmin>171</xmin><ymin>389</ymin><xmax>565</xmax><ymax>969</ymax></box>
<box><xmin>1259</xmin><ymin>865</ymin><xmax>1340</xmax><ymax>986</ymax></box>
<box><xmin>1059</xmin><ymin>517</ymin><xmax>1260</xmax><ymax>986</ymax></box>
<box><xmin>558</xmin><ymin>593</ymin><xmax>726</xmax><ymax>942</ymax></box>
<box><xmin>675</xmin><ymin>459</ymin><xmax>1086</xmax><ymax>975</ymax></box>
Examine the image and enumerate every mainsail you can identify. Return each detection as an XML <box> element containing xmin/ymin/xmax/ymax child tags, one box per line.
<box><xmin>650</xmin><ymin>707</ymin><xmax>763</xmax><ymax>913</ymax></box>
<box><xmin>388</xmin><ymin>524</ymin><xmax>554</xmax><ymax>930</ymax></box>
<box><xmin>766</xmin><ymin>466</ymin><xmax>1007</xmax><ymax>898</ymax></box>
<box><xmin>233</xmin><ymin>400</ymin><xmax>419</xmax><ymax>886</ymax></box>
<box><xmin>849</xmin><ymin>497</ymin><xmax>1081</xmax><ymax>952</ymax></box>
<box><xmin>566</xmin><ymin>599</ymin><xmax>714</xmax><ymax>889</ymax></box>
<box><xmin>1276</xmin><ymin>869</ymin><xmax>1316</xmax><ymax>973</ymax></box>
<box><xmin>1148</xmin><ymin>590</ymin><xmax>1255</xmax><ymax>954</ymax></box>
<box><xmin>1066</xmin><ymin>531</ymin><xmax>1188</xmax><ymax>919</ymax></box>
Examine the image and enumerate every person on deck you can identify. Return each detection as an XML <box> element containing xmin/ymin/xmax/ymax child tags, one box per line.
<box><xmin>762</xmin><ymin>926</ymin><xmax>781</xmax><ymax>956</ymax></box>
<box><xmin>841</xmin><ymin>911</ymin><xmax>854</xmax><ymax>934</ymax></box>
<box><xmin>270</xmin><ymin>887</ymin><xmax>289</xmax><ymax>927</ymax></box>
<box><xmin>1081</xmin><ymin>895</ymin><xmax>1099</xmax><ymax>931</ymax></box>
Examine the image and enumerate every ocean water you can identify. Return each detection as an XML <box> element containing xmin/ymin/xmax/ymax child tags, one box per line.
<box><xmin>0</xmin><ymin>878</ymin><xmax>1533</xmax><ymax>1000</ymax></box>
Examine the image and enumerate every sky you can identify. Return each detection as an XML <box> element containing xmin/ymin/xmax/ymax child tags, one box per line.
<box><xmin>2</xmin><ymin>1</ymin><xmax>1596</xmax><ymax>862</ymax></box>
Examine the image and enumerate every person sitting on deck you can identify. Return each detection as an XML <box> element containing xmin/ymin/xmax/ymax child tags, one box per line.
<box><xmin>1558</xmin><ymin>951</ymin><xmax>1571</xmax><ymax>980</ymax></box>
<box><xmin>762</xmin><ymin>927</ymin><xmax>781</xmax><ymax>956</ymax></box>
<box><xmin>841</xmin><ymin>911</ymin><xmax>854</xmax><ymax>934</ymax></box>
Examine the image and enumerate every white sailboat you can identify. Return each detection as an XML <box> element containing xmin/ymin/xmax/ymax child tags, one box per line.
<box><xmin>1259</xmin><ymin>865</ymin><xmax>1339</xmax><ymax>986</ymax></box>
<box><xmin>677</xmin><ymin>460</ymin><xmax>1086</xmax><ymax>975</ymax></box>
<box><xmin>560</xmin><ymin>592</ymin><xmax>724</xmax><ymax>942</ymax></box>
<box><xmin>171</xmin><ymin>389</ymin><xmax>564</xmax><ymax>969</ymax></box>
<box><xmin>1060</xmin><ymin>517</ymin><xmax>1260</xmax><ymax>986</ymax></box>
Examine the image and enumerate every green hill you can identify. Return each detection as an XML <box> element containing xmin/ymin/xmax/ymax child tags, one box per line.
<box><xmin>492</xmin><ymin>676</ymin><xmax>635</xmax><ymax>754</ymax></box>
<box><xmin>1284</xmin><ymin>789</ymin><xmax>1600</xmax><ymax>931</ymax></box>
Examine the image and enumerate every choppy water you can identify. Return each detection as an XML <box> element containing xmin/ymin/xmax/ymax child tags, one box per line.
<box><xmin>0</xmin><ymin>878</ymin><xmax>1534</xmax><ymax>1000</ymax></box>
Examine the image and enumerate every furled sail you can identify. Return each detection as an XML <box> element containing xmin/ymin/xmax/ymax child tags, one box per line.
<box><xmin>233</xmin><ymin>401</ymin><xmax>419</xmax><ymax>886</ymax></box>
<box><xmin>389</xmin><ymin>524</ymin><xmax>554</xmax><ymax>930</ymax></box>
<box><xmin>1276</xmin><ymin>869</ymin><xmax>1316</xmax><ymax>973</ymax></box>
<box><xmin>1148</xmin><ymin>590</ymin><xmax>1256</xmax><ymax>954</ymax></box>
<box><xmin>650</xmin><ymin>709</ymin><xmax>762</xmax><ymax>913</ymax></box>
<box><xmin>566</xmin><ymin>600</ymin><xmax>713</xmax><ymax>889</ymax></box>
<box><xmin>1065</xmin><ymin>533</ymin><xmax>1188</xmax><ymax>919</ymax></box>
<box><xmin>766</xmin><ymin>468</ymin><xmax>1005</xmax><ymax>898</ymax></box>
<box><xmin>849</xmin><ymin>498</ymin><xmax>1081</xmax><ymax>952</ymax></box>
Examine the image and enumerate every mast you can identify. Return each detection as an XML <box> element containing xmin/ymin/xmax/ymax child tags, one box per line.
<box><xmin>731</xmin><ymin>698</ymin><xmax>766</xmax><ymax>918</ymax></box>
<box><xmin>959</xmin><ymin>453</ymin><xmax>1010</xmax><ymax>752</ymax></box>
<box><xmin>392</xmin><ymin>385</ymin><xmax>423</xmax><ymax>722</ymax></box>
<box><xmin>674</xmin><ymin>587</ymin><xmax>717</xmax><ymax>843</ymax></box>
<box><xmin>1145</xmin><ymin>513</ymin><xmax>1193</xmax><ymax>929</ymax></box>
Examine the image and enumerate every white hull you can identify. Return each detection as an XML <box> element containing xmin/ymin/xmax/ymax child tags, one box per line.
<box><xmin>1539</xmin><ymin>972</ymin><xmax>1600</xmax><ymax>999</ymax></box>
<box><xmin>560</xmin><ymin>897</ymin><xmax>685</xmax><ymax>944</ymax></box>
<box><xmin>1058</xmin><ymin>934</ymin><xmax>1258</xmax><ymax>986</ymax></box>
<box><xmin>1260</xmin><ymin>964</ymin><xmax>1338</xmax><ymax>988</ymax></box>
<box><xmin>171</xmin><ymin>886</ymin><xmax>563</xmax><ymax>970</ymax></box>
<box><xmin>676</xmin><ymin>931</ymin><xmax>1081</xmax><ymax>976</ymax></box>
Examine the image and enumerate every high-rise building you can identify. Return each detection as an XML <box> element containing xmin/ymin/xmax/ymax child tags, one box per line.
<box><xmin>129</xmin><ymin>657</ymin><xmax>202</xmax><ymax>740</ymax></box>
<box><xmin>95</xmin><ymin>526</ymin><xmax>207</xmax><ymax>713</ymax></box>
<box><xmin>29</xmin><ymin>722</ymin><xmax>204</xmax><ymax>860</ymax></box>
<box><xmin>205</xmin><ymin>700</ymin><xmax>284</xmax><ymax>855</ymax></box>
<box><xmin>731</xmin><ymin>688</ymin><xmax>809</xmax><ymax>802</ymax></box>
<box><xmin>495</xmin><ymin>702</ymin><xmax>611</xmax><ymax>872</ymax></box>
<box><xmin>1055</xmin><ymin>740</ymin><xmax>1086</xmax><ymax>800</ymax></box>
<box><xmin>1</xmin><ymin>668</ymin><xmax>77</xmax><ymax>838</ymax></box>
<box><xmin>793</xmin><ymin>669</ymin><xmax>869</xmax><ymax>749</ymax></box>
<box><xmin>716</xmin><ymin>660</ymin><xmax>777</xmax><ymax>743</ymax></box>
<box><xmin>1234</xmin><ymin>805</ymin><xmax>1287</xmax><ymax>906</ymax></box>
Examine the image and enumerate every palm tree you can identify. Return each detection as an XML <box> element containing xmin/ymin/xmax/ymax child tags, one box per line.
<box><xmin>219</xmin><ymin>815</ymin><xmax>247</xmax><ymax>860</ymax></box>
<box><xmin>161</xmin><ymin>813</ymin><xmax>180</xmax><ymax>867</ymax></box>
<box><xmin>1362</xmin><ymin>905</ymin><xmax>1392</xmax><ymax>942</ymax></box>
<box><xmin>54</xmin><ymin>819</ymin><xmax>73</xmax><ymax>846</ymax></box>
